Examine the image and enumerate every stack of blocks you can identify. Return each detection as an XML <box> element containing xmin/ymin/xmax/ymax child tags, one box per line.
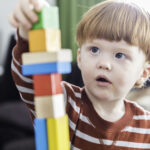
<box><xmin>21</xmin><ymin>5</ymin><xmax>71</xmax><ymax>150</ymax></box>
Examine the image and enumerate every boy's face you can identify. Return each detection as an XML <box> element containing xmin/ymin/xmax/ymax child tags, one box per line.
<box><xmin>77</xmin><ymin>39</ymin><xmax>147</xmax><ymax>102</ymax></box>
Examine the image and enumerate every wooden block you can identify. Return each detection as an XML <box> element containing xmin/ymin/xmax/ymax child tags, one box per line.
<box><xmin>47</xmin><ymin>115</ymin><xmax>70</xmax><ymax>150</ymax></box>
<box><xmin>34</xmin><ymin>119</ymin><xmax>48</xmax><ymax>150</ymax></box>
<box><xmin>22</xmin><ymin>62</ymin><xmax>71</xmax><ymax>76</ymax></box>
<box><xmin>22</xmin><ymin>50</ymin><xmax>72</xmax><ymax>65</ymax></box>
<box><xmin>35</xmin><ymin>94</ymin><xmax>65</xmax><ymax>118</ymax></box>
<box><xmin>32</xmin><ymin>6</ymin><xmax>59</xmax><ymax>30</ymax></box>
<box><xmin>29</xmin><ymin>29</ymin><xmax>61</xmax><ymax>52</ymax></box>
<box><xmin>33</xmin><ymin>74</ymin><xmax>62</xmax><ymax>96</ymax></box>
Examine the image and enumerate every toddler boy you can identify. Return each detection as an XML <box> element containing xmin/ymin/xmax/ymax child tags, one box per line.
<box><xmin>9</xmin><ymin>0</ymin><xmax>150</xmax><ymax>149</ymax></box>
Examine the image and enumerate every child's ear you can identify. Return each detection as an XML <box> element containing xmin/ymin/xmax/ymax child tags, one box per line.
<box><xmin>135</xmin><ymin>62</ymin><xmax>150</xmax><ymax>87</ymax></box>
<box><xmin>142</xmin><ymin>62</ymin><xmax>150</xmax><ymax>79</ymax></box>
<box><xmin>77</xmin><ymin>48</ymin><xmax>81</xmax><ymax>70</ymax></box>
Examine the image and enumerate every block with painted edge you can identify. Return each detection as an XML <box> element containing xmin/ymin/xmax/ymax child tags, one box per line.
<box><xmin>33</xmin><ymin>73</ymin><xmax>62</xmax><ymax>96</ymax></box>
<box><xmin>34</xmin><ymin>118</ymin><xmax>48</xmax><ymax>150</ymax></box>
<box><xmin>22</xmin><ymin>49</ymin><xmax>72</xmax><ymax>65</ymax></box>
<box><xmin>35</xmin><ymin>94</ymin><xmax>65</xmax><ymax>118</ymax></box>
<box><xmin>32</xmin><ymin>6</ymin><xmax>59</xmax><ymax>30</ymax></box>
<box><xmin>29</xmin><ymin>29</ymin><xmax>61</xmax><ymax>52</ymax></box>
<box><xmin>22</xmin><ymin>62</ymin><xmax>71</xmax><ymax>76</ymax></box>
<box><xmin>47</xmin><ymin>114</ymin><xmax>70</xmax><ymax>150</ymax></box>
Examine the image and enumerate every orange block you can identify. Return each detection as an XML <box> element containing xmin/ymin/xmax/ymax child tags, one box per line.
<box><xmin>29</xmin><ymin>29</ymin><xmax>61</xmax><ymax>52</ymax></box>
<box><xmin>33</xmin><ymin>73</ymin><xmax>62</xmax><ymax>96</ymax></box>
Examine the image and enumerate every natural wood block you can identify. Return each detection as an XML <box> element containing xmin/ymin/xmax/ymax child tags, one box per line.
<box><xmin>47</xmin><ymin>115</ymin><xmax>70</xmax><ymax>150</ymax></box>
<box><xmin>32</xmin><ymin>6</ymin><xmax>59</xmax><ymax>30</ymax></box>
<box><xmin>34</xmin><ymin>119</ymin><xmax>48</xmax><ymax>150</ymax></box>
<box><xmin>29</xmin><ymin>29</ymin><xmax>61</xmax><ymax>52</ymax></box>
<box><xmin>35</xmin><ymin>94</ymin><xmax>65</xmax><ymax>118</ymax></box>
<box><xmin>33</xmin><ymin>73</ymin><xmax>62</xmax><ymax>96</ymax></box>
<box><xmin>22</xmin><ymin>50</ymin><xmax>72</xmax><ymax>65</ymax></box>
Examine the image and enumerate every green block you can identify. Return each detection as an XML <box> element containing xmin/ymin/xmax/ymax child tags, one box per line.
<box><xmin>32</xmin><ymin>6</ymin><xmax>59</xmax><ymax>30</ymax></box>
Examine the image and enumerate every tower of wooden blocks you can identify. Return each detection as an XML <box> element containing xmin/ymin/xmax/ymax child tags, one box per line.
<box><xmin>21</xmin><ymin>5</ymin><xmax>71</xmax><ymax>150</ymax></box>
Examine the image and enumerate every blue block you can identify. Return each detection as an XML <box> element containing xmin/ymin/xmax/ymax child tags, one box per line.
<box><xmin>34</xmin><ymin>119</ymin><xmax>48</xmax><ymax>150</ymax></box>
<box><xmin>22</xmin><ymin>62</ymin><xmax>71</xmax><ymax>75</ymax></box>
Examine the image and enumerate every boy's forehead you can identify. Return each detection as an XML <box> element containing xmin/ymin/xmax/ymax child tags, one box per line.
<box><xmin>83</xmin><ymin>38</ymin><xmax>141</xmax><ymax>52</ymax></box>
<box><xmin>84</xmin><ymin>38</ymin><xmax>132</xmax><ymax>47</ymax></box>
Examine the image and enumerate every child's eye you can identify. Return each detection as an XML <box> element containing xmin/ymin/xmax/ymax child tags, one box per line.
<box><xmin>90</xmin><ymin>47</ymin><xmax>100</xmax><ymax>54</ymax></box>
<box><xmin>115</xmin><ymin>52</ymin><xmax>126</xmax><ymax>59</ymax></box>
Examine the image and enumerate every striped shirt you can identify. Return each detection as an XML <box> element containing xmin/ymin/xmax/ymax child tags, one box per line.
<box><xmin>11</xmin><ymin>31</ymin><xmax>150</xmax><ymax>150</ymax></box>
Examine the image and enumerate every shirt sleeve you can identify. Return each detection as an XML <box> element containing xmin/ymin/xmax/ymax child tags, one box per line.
<box><xmin>11</xmin><ymin>29</ymin><xmax>35</xmax><ymax>121</ymax></box>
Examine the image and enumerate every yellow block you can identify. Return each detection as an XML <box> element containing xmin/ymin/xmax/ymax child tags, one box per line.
<box><xmin>47</xmin><ymin>115</ymin><xmax>70</xmax><ymax>150</ymax></box>
<box><xmin>29</xmin><ymin>29</ymin><xmax>61</xmax><ymax>52</ymax></box>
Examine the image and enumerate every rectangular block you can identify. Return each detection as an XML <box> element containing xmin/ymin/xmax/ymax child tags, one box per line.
<box><xmin>35</xmin><ymin>94</ymin><xmax>65</xmax><ymax>118</ymax></box>
<box><xmin>32</xmin><ymin>6</ymin><xmax>59</xmax><ymax>30</ymax></box>
<box><xmin>22</xmin><ymin>62</ymin><xmax>71</xmax><ymax>75</ymax></box>
<box><xmin>33</xmin><ymin>73</ymin><xmax>62</xmax><ymax>96</ymax></box>
<box><xmin>47</xmin><ymin>115</ymin><xmax>70</xmax><ymax>150</ymax></box>
<box><xmin>29</xmin><ymin>29</ymin><xmax>61</xmax><ymax>52</ymax></box>
<box><xmin>22</xmin><ymin>50</ymin><xmax>72</xmax><ymax>65</ymax></box>
<box><xmin>34</xmin><ymin>119</ymin><xmax>48</xmax><ymax>150</ymax></box>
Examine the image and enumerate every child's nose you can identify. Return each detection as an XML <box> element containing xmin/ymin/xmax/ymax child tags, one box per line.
<box><xmin>96</xmin><ymin>60</ymin><xmax>111</xmax><ymax>71</ymax></box>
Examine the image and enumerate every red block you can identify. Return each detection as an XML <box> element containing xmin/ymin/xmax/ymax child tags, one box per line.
<box><xmin>33</xmin><ymin>73</ymin><xmax>62</xmax><ymax>96</ymax></box>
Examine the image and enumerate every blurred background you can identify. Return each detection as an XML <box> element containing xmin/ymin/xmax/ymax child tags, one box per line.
<box><xmin>0</xmin><ymin>0</ymin><xmax>150</xmax><ymax>150</ymax></box>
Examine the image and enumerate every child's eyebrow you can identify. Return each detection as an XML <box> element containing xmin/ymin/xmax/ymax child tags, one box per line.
<box><xmin>115</xmin><ymin>48</ymin><xmax>130</xmax><ymax>52</ymax></box>
<box><xmin>86</xmin><ymin>40</ymin><xmax>137</xmax><ymax>54</ymax></box>
<box><xmin>114</xmin><ymin>47</ymin><xmax>137</xmax><ymax>56</ymax></box>
<box><xmin>88</xmin><ymin>42</ymin><xmax>131</xmax><ymax>52</ymax></box>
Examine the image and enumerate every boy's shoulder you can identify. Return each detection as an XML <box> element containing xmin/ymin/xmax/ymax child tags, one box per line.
<box><xmin>61</xmin><ymin>81</ymin><xmax>83</xmax><ymax>105</ymax></box>
<box><xmin>61</xmin><ymin>81</ymin><xmax>83</xmax><ymax>96</ymax></box>
<box><xmin>125</xmin><ymin>99</ymin><xmax>150</xmax><ymax>117</ymax></box>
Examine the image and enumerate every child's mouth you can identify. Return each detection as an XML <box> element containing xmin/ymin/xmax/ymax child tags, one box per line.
<box><xmin>96</xmin><ymin>78</ymin><xmax>109</xmax><ymax>82</ymax></box>
<box><xmin>96</xmin><ymin>76</ymin><xmax>112</xmax><ymax>86</ymax></box>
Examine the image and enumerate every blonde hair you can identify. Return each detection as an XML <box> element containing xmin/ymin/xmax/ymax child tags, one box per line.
<box><xmin>76</xmin><ymin>0</ymin><xmax>150</xmax><ymax>61</ymax></box>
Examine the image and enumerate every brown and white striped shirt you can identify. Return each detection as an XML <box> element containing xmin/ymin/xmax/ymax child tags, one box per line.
<box><xmin>11</xmin><ymin>31</ymin><xmax>150</xmax><ymax>150</ymax></box>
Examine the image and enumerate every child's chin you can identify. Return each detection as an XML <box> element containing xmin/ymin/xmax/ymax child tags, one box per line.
<box><xmin>96</xmin><ymin>95</ymin><xmax>113</xmax><ymax>101</ymax></box>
